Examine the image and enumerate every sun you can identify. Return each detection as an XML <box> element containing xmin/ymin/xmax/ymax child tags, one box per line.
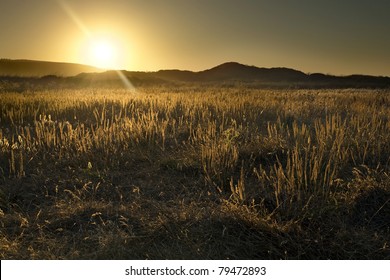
<box><xmin>88</xmin><ymin>39</ymin><xmax>118</xmax><ymax>69</ymax></box>
<box><xmin>78</xmin><ymin>32</ymin><xmax>129</xmax><ymax>70</ymax></box>
<box><xmin>80</xmin><ymin>34</ymin><xmax>125</xmax><ymax>70</ymax></box>
<box><xmin>93</xmin><ymin>41</ymin><xmax>114</xmax><ymax>64</ymax></box>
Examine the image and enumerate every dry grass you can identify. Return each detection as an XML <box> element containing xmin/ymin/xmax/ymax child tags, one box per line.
<box><xmin>0</xmin><ymin>87</ymin><xmax>389</xmax><ymax>259</ymax></box>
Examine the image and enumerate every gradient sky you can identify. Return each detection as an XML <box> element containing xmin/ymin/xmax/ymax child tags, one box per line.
<box><xmin>1</xmin><ymin>0</ymin><xmax>389</xmax><ymax>75</ymax></box>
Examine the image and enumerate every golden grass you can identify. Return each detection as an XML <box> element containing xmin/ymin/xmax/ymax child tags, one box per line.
<box><xmin>0</xmin><ymin>87</ymin><xmax>389</xmax><ymax>259</ymax></box>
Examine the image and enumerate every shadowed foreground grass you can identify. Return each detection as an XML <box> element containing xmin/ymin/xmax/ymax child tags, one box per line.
<box><xmin>0</xmin><ymin>87</ymin><xmax>389</xmax><ymax>259</ymax></box>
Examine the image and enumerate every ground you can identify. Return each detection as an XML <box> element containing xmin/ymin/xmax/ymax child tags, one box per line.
<box><xmin>0</xmin><ymin>87</ymin><xmax>389</xmax><ymax>259</ymax></box>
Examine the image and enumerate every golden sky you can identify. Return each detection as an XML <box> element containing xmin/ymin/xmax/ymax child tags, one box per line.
<box><xmin>1</xmin><ymin>0</ymin><xmax>389</xmax><ymax>76</ymax></box>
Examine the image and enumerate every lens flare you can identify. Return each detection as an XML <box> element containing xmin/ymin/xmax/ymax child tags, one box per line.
<box><xmin>56</xmin><ymin>0</ymin><xmax>135</xmax><ymax>90</ymax></box>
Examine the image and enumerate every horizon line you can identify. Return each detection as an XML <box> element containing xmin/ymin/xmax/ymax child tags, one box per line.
<box><xmin>1</xmin><ymin>57</ymin><xmax>390</xmax><ymax>78</ymax></box>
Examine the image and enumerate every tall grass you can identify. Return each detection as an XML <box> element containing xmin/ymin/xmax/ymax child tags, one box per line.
<box><xmin>0</xmin><ymin>87</ymin><xmax>389</xmax><ymax>259</ymax></box>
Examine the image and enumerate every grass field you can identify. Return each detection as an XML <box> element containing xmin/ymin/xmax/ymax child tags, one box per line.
<box><xmin>0</xmin><ymin>86</ymin><xmax>389</xmax><ymax>259</ymax></box>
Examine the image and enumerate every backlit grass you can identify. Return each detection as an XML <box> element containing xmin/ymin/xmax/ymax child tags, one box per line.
<box><xmin>0</xmin><ymin>87</ymin><xmax>389</xmax><ymax>259</ymax></box>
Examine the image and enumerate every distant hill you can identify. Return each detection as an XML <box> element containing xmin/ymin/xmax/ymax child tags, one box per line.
<box><xmin>198</xmin><ymin>62</ymin><xmax>308</xmax><ymax>82</ymax></box>
<box><xmin>1</xmin><ymin>60</ymin><xmax>390</xmax><ymax>89</ymax></box>
<box><xmin>154</xmin><ymin>62</ymin><xmax>390</xmax><ymax>88</ymax></box>
<box><xmin>0</xmin><ymin>59</ymin><xmax>102</xmax><ymax>77</ymax></box>
<box><xmin>139</xmin><ymin>62</ymin><xmax>390</xmax><ymax>88</ymax></box>
<box><xmin>151</xmin><ymin>62</ymin><xmax>307</xmax><ymax>82</ymax></box>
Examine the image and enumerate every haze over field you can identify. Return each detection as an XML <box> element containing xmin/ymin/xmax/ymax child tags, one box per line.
<box><xmin>1</xmin><ymin>0</ymin><xmax>389</xmax><ymax>76</ymax></box>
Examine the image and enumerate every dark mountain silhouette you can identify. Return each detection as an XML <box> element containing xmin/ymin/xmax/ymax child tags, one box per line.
<box><xmin>151</xmin><ymin>62</ymin><xmax>308</xmax><ymax>83</ymax></box>
<box><xmin>0</xmin><ymin>59</ymin><xmax>102</xmax><ymax>77</ymax></box>
<box><xmin>198</xmin><ymin>62</ymin><xmax>308</xmax><ymax>82</ymax></box>
<box><xmin>136</xmin><ymin>62</ymin><xmax>390</xmax><ymax>88</ymax></box>
<box><xmin>1</xmin><ymin>60</ymin><xmax>390</xmax><ymax>89</ymax></box>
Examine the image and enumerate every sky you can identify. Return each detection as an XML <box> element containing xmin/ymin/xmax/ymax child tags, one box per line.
<box><xmin>0</xmin><ymin>0</ymin><xmax>389</xmax><ymax>76</ymax></box>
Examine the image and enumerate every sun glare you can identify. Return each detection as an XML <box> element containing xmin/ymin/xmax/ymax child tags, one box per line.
<box><xmin>92</xmin><ymin>41</ymin><xmax>115</xmax><ymax>67</ymax></box>
<box><xmin>88</xmin><ymin>39</ymin><xmax>118</xmax><ymax>69</ymax></box>
<box><xmin>57</xmin><ymin>1</ymin><xmax>132</xmax><ymax>72</ymax></box>
<box><xmin>80</xmin><ymin>34</ymin><xmax>126</xmax><ymax>70</ymax></box>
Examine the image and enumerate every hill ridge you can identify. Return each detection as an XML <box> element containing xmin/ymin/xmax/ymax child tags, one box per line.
<box><xmin>1</xmin><ymin>59</ymin><xmax>390</xmax><ymax>88</ymax></box>
<box><xmin>0</xmin><ymin>58</ymin><xmax>102</xmax><ymax>77</ymax></box>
